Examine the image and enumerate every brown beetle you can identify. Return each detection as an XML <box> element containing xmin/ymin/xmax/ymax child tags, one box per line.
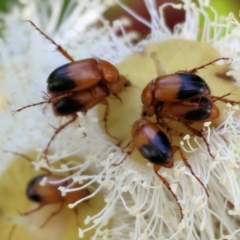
<box><xmin>14</xmin><ymin>21</ymin><xmax>131</xmax><ymax>164</ymax></box>
<box><xmin>114</xmin><ymin>119</ymin><xmax>209</xmax><ymax>220</ymax></box>
<box><xmin>155</xmin><ymin>92</ymin><xmax>239</xmax><ymax>158</ymax></box>
<box><xmin>25</xmin><ymin>174</ymin><xmax>89</xmax><ymax>213</ymax></box>
<box><xmin>27</xmin><ymin>21</ymin><xmax>129</xmax><ymax>97</ymax></box>
<box><xmin>141</xmin><ymin>57</ymin><xmax>239</xmax><ymax>159</ymax></box>
<box><xmin>141</xmin><ymin>57</ymin><xmax>229</xmax><ymax>117</ymax></box>
<box><xmin>47</xmin><ymin>58</ymin><xmax>120</xmax><ymax>94</ymax></box>
<box><xmin>8</xmin><ymin>172</ymin><xmax>89</xmax><ymax>239</ymax></box>
<box><xmin>156</xmin><ymin>97</ymin><xmax>219</xmax><ymax>122</ymax></box>
<box><xmin>14</xmin><ymin>77</ymin><xmax>130</xmax><ymax>165</ymax></box>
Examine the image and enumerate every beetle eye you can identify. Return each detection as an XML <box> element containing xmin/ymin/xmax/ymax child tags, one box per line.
<box><xmin>124</xmin><ymin>79</ymin><xmax>131</xmax><ymax>87</ymax></box>
<box><xmin>142</xmin><ymin>111</ymin><xmax>147</xmax><ymax>117</ymax></box>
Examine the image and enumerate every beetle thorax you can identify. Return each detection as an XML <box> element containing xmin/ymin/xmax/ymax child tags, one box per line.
<box><xmin>99</xmin><ymin>59</ymin><xmax>119</xmax><ymax>83</ymax></box>
<box><xmin>141</xmin><ymin>81</ymin><xmax>156</xmax><ymax>116</ymax></box>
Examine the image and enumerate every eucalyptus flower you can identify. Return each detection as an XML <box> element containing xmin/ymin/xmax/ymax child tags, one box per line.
<box><xmin>1</xmin><ymin>0</ymin><xmax>240</xmax><ymax>240</ymax></box>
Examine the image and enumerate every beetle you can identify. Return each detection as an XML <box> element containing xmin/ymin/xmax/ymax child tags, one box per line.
<box><xmin>4</xmin><ymin>150</ymin><xmax>89</xmax><ymax>235</ymax></box>
<box><xmin>21</xmin><ymin>174</ymin><xmax>89</xmax><ymax>227</ymax></box>
<box><xmin>141</xmin><ymin>57</ymin><xmax>239</xmax><ymax>159</ymax></box>
<box><xmin>156</xmin><ymin>97</ymin><xmax>219</xmax><ymax>158</ymax></box>
<box><xmin>28</xmin><ymin>21</ymin><xmax>129</xmax><ymax>97</ymax></box>
<box><xmin>4</xmin><ymin>151</ymin><xmax>89</xmax><ymax>210</ymax></box>
<box><xmin>52</xmin><ymin>84</ymin><xmax>109</xmax><ymax>116</ymax></box>
<box><xmin>25</xmin><ymin>174</ymin><xmax>89</xmax><ymax>216</ymax></box>
<box><xmin>154</xmin><ymin>92</ymin><xmax>240</xmax><ymax>158</ymax></box>
<box><xmin>141</xmin><ymin>57</ymin><xmax>229</xmax><ymax>117</ymax></box>
<box><xmin>114</xmin><ymin>119</ymin><xmax>209</xmax><ymax>220</ymax></box>
<box><xmin>156</xmin><ymin>96</ymin><xmax>219</xmax><ymax>122</ymax></box>
<box><xmin>14</xmin><ymin>76</ymin><xmax>130</xmax><ymax>165</ymax></box>
<box><xmin>47</xmin><ymin>58</ymin><xmax>123</xmax><ymax>94</ymax></box>
<box><xmin>14</xmin><ymin>21</ymin><xmax>131</xmax><ymax>164</ymax></box>
<box><xmin>8</xmin><ymin>174</ymin><xmax>89</xmax><ymax>239</ymax></box>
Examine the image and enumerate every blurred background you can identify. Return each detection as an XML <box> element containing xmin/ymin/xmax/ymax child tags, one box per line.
<box><xmin>1</xmin><ymin>0</ymin><xmax>239</xmax><ymax>30</ymax></box>
<box><xmin>0</xmin><ymin>0</ymin><xmax>239</xmax><ymax>40</ymax></box>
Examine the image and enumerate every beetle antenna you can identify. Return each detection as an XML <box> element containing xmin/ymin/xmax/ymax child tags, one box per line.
<box><xmin>26</xmin><ymin>20</ymin><xmax>75</xmax><ymax>62</ymax></box>
<box><xmin>187</xmin><ymin>57</ymin><xmax>230</xmax><ymax>74</ymax></box>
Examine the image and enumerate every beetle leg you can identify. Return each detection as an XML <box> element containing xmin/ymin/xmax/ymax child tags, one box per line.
<box><xmin>12</xmin><ymin>99</ymin><xmax>52</xmax><ymax>114</ymax></box>
<box><xmin>111</xmin><ymin>141</ymin><xmax>134</xmax><ymax>167</ymax></box>
<box><xmin>172</xmin><ymin>146</ymin><xmax>209</xmax><ymax>197</ymax></box>
<box><xmin>8</xmin><ymin>224</ymin><xmax>17</xmax><ymax>240</ymax></box>
<box><xmin>161</xmin><ymin>112</ymin><xmax>214</xmax><ymax>159</ymax></box>
<box><xmin>113</xmin><ymin>93</ymin><xmax>122</xmax><ymax>103</ymax></box>
<box><xmin>39</xmin><ymin>202</ymin><xmax>64</xmax><ymax>228</ymax></box>
<box><xmin>121</xmin><ymin>139</ymin><xmax>133</xmax><ymax>152</ymax></box>
<box><xmin>44</xmin><ymin>114</ymin><xmax>78</xmax><ymax>166</ymax></box>
<box><xmin>181</xmin><ymin>122</ymin><xmax>214</xmax><ymax>159</ymax></box>
<box><xmin>111</xmin><ymin>153</ymin><xmax>128</xmax><ymax>167</ymax></box>
<box><xmin>210</xmin><ymin>93</ymin><xmax>240</xmax><ymax>105</ymax></box>
<box><xmin>187</xmin><ymin>57</ymin><xmax>230</xmax><ymax>74</ymax></box>
<box><xmin>26</xmin><ymin>21</ymin><xmax>75</xmax><ymax>62</ymax></box>
<box><xmin>3</xmin><ymin>151</ymin><xmax>51</xmax><ymax>173</ymax></box>
<box><xmin>100</xmin><ymin>99</ymin><xmax>119</xmax><ymax>141</ymax></box>
<box><xmin>72</xmin><ymin>207</ymin><xmax>80</xmax><ymax>226</ymax></box>
<box><xmin>13</xmin><ymin>92</ymin><xmax>73</xmax><ymax>114</ymax></box>
<box><xmin>180</xmin><ymin>100</ymin><xmax>205</xmax><ymax>106</ymax></box>
<box><xmin>90</xmin><ymin>87</ymin><xmax>98</xmax><ymax>99</ymax></box>
<box><xmin>21</xmin><ymin>203</ymin><xmax>44</xmax><ymax>216</ymax></box>
<box><xmin>153</xmin><ymin>164</ymin><xmax>184</xmax><ymax>220</ymax></box>
<box><xmin>3</xmin><ymin>150</ymin><xmax>32</xmax><ymax>162</ymax></box>
<box><xmin>157</xmin><ymin>117</ymin><xmax>184</xmax><ymax>138</ymax></box>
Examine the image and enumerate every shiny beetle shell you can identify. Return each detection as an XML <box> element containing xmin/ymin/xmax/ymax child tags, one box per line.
<box><xmin>132</xmin><ymin>119</ymin><xmax>173</xmax><ymax>168</ymax></box>
<box><xmin>157</xmin><ymin>96</ymin><xmax>219</xmax><ymax>122</ymax></box>
<box><xmin>141</xmin><ymin>73</ymin><xmax>211</xmax><ymax>117</ymax></box>
<box><xmin>26</xmin><ymin>174</ymin><xmax>89</xmax><ymax>204</ymax></box>
<box><xmin>47</xmin><ymin>58</ymin><xmax>120</xmax><ymax>94</ymax></box>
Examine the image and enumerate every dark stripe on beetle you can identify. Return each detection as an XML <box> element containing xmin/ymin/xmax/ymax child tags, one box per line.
<box><xmin>184</xmin><ymin>97</ymin><xmax>213</xmax><ymax>120</ymax></box>
<box><xmin>185</xmin><ymin>107</ymin><xmax>211</xmax><ymax>120</ymax></box>
<box><xmin>177</xmin><ymin>74</ymin><xmax>211</xmax><ymax>100</ymax></box>
<box><xmin>53</xmin><ymin>98</ymin><xmax>84</xmax><ymax>115</ymax></box>
<box><xmin>26</xmin><ymin>175</ymin><xmax>47</xmax><ymax>202</ymax></box>
<box><xmin>139</xmin><ymin>131</ymin><xmax>172</xmax><ymax>165</ymax></box>
<box><xmin>47</xmin><ymin>63</ymin><xmax>76</xmax><ymax>93</ymax></box>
